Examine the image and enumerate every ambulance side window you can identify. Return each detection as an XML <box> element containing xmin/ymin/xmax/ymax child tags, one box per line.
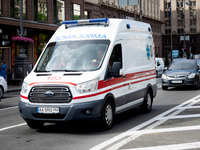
<box><xmin>105</xmin><ymin>44</ymin><xmax>122</xmax><ymax>79</ymax></box>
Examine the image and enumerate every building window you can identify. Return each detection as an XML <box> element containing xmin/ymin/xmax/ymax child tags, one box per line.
<box><xmin>190</xmin><ymin>19</ymin><xmax>196</xmax><ymax>26</ymax></box>
<box><xmin>190</xmin><ymin>37</ymin><xmax>196</xmax><ymax>43</ymax></box>
<box><xmin>10</xmin><ymin>0</ymin><xmax>27</xmax><ymax>18</ymax></box>
<box><xmin>178</xmin><ymin>29</ymin><xmax>184</xmax><ymax>34</ymax></box>
<box><xmin>164</xmin><ymin>2</ymin><xmax>170</xmax><ymax>9</ymax></box>
<box><xmin>177</xmin><ymin>1</ymin><xmax>183</xmax><ymax>8</ymax></box>
<box><xmin>177</xmin><ymin>20</ymin><xmax>183</xmax><ymax>26</ymax></box>
<box><xmin>34</xmin><ymin>0</ymin><xmax>47</xmax><ymax>21</ymax></box>
<box><xmin>190</xmin><ymin>28</ymin><xmax>196</xmax><ymax>33</ymax></box>
<box><xmin>84</xmin><ymin>11</ymin><xmax>90</xmax><ymax>19</ymax></box>
<box><xmin>165</xmin><ymin>30</ymin><xmax>171</xmax><ymax>34</ymax></box>
<box><xmin>191</xmin><ymin>1</ymin><xmax>196</xmax><ymax>7</ymax></box>
<box><xmin>164</xmin><ymin>38</ymin><xmax>170</xmax><ymax>45</ymax></box>
<box><xmin>53</xmin><ymin>0</ymin><xmax>65</xmax><ymax>24</ymax></box>
<box><xmin>177</xmin><ymin>37</ymin><xmax>180</xmax><ymax>43</ymax></box>
<box><xmin>165</xmin><ymin>11</ymin><xmax>170</xmax><ymax>18</ymax></box>
<box><xmin>70</xmin><ymin>3</ymin><xmax>80</xmax><ymax>20</ymax></box>
<box><xmin>165</xmin><ymin>20</ymin><xmax>171</xmax><ymax>27</ymax></box>
<box><xmin>177</xmin><ymin>10</ymin><xmax>183</xmax><ymax>18</ymax></box>
<box><xmin>190</xmin><ymin>9</ymin><xmax>196</xmax><ymax>17</ymax></box>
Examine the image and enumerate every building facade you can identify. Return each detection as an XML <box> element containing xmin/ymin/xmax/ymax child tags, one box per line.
<box><xmin>161</xmin><ymin>0</ymin><xmax>200</xmax><ymax>59</ymax></box>
<box><xmin>0</xmin><ymin>0</ymin><xmax>163</xmax><ymax>84</ymax></box>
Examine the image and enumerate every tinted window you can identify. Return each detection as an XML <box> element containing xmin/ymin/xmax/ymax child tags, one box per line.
<box><xmin>168</xmin><ymin>61</ymin><xmax>197</xmax><ymax>70</ymax></box>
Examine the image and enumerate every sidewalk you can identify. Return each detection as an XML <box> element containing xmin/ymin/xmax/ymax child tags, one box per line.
<box><xmin>7</xmin><ymin>85</ymin><xmax>21</xmax><ymax>93</ymax></box>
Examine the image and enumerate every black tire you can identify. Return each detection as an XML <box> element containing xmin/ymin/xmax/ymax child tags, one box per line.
<box><xmin>162</xmin><ymin>86</ymin><xmax>168</xmax><ymax>90</ymax></box>
<box><xmin>100</xmin><ymin>100</ymin><xmax>114</xmax><ymax>130</ymax></box>
<box><xmin>0</xmin><ymin>87</ymin><xmax>4</xmax><ymax>98</ymax></box>
<box><xmin>140</xmin><ymin>90</ymin><xmax>153</xmax><ymax>113</ymax></box>
<box><xmin>27</xmin><ymin>121</ymin><xmax>44</xmax><ymax>129</ymax></box>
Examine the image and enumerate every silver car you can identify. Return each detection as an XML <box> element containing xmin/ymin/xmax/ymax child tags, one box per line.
<box><xmin>161</xmin><ymin>59</ymin><xmax>200</xmax><ymax>90</ymax></box>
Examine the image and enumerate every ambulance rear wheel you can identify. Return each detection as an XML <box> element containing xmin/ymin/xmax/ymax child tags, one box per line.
<box><xmin>140</xmin><ymin>90</ymin><xmax>153</xmax><ymax>113</ymax></box>
<box><xmin>27</xmin><ymin>121</ymin><xmax>44</xmax><ymax>129</ymax></box>
<box><xmin>100</xmin><ymin>100</ymin><xmax>114</xmax><ymax>130</ymax></box>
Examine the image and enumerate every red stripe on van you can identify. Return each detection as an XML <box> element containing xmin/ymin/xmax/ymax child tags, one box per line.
<box><xmin>73</xmin><ymin>75</ymin><xmax>156</xmax><ymax>100</ymax></box>
<box><xmin>98</xmin><ymin>69</ymin><xmax>156</xmax><ymax>89</ymax></box>
<box><xmin>20</xmin><ymin>95</ymin><xmax>28</xmax><ymax>99</ymax></box>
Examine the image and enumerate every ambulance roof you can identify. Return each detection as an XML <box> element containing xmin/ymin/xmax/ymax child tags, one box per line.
<box><xmin>49</xmin><ymin>18</ymin><xmax>151</xmax><ymax>43</ymax></box>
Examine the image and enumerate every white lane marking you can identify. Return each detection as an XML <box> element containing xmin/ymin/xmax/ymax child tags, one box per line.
<box><xmin>122</xmin><ymin>142</ymin><xmax>200</xmax><ymax>150</ymax></box>
<box><xmin>0</xmin><ymin>123</ymin><xmax>26</xmax><ymax>132</ymax></box>
<box><xmin>90</xmin><ymin>95</ymin><xmax>200</xmax><ymax>150</ymax></box>
<box><xmin>125</xmin><ymin>125</ymin><xmax>200</xmax><ymax>136</ymax></box>
<box><xmin>0</xmin><ymin>106</ymin><xmax>18</xmax><ymax>111</ymax></box>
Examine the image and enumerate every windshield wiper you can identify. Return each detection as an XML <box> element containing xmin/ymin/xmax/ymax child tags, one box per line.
<box><xmin>51</xmin><ymin>70</ymin><xmax>68</xmax><ymax>72</ymax></box>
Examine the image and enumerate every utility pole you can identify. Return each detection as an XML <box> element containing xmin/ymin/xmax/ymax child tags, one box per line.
<box><xmin>140</xmin><ymin>0</ymin><xmax>142</xmax><ymax>21</ymax></box>
<box><xmin>170</xmin><ymin>0</ymin><xmax>172</xmax><ymax>51</ymax></box>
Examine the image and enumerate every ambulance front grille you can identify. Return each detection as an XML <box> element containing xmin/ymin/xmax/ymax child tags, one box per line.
<box><xmin>28</xmin><ymin>86</ymin><xmax>72</xmax><ymax>103</ymax></box>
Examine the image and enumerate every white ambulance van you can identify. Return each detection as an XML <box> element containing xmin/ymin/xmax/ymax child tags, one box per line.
<box><xmin>19</xmin><ymin>18</ymin><xmax>157</xmax><ymax>129</ymax></box>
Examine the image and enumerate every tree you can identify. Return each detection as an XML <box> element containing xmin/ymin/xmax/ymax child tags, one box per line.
<box><xmin>165</xmin><ymin>51</ymin><xmax>169</xmax><ymax>67</ymax></box>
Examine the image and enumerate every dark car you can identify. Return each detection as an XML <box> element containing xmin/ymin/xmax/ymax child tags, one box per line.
<box><xmin>161</xmin><ymin>59</ymin><xmax>200</xmax><ymax>90</ymax></box>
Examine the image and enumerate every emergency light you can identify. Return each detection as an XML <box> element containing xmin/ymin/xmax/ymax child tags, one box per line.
<box><xmin>62</xmin><ymin>18</ymin><xmax>109</xmax><ymax>26</ymax></box>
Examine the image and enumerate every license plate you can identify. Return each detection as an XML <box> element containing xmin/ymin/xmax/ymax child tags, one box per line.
<box><xmin>37</xmin><ymin>107</ymin><xmax>59</xmax><ymax>114</ymax></box>
<box><xmin>171</xmin><ymin>80</ymin><xmax>182</xmax><ymax>83</ymax></box>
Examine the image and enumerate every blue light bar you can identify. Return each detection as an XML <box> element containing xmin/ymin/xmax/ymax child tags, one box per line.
<box><xmin>62</xmin><ymin>18</ymin><xmax>109</xmax><ymax>25</ymax></box>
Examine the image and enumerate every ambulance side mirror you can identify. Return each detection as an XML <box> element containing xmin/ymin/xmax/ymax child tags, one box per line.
<box><xmin>112</xmin><ymin>62</ymin><xmax>122</xmax><ymax>78</ymax></box>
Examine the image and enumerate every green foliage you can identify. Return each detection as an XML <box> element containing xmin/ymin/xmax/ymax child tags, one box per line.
<box><xmin>74</xmin><ymin>15</ymin><xmax>81</xmax><ymax>20</ymax></box>
<box><xmin>38</xmin><ymin>12</ymin><xmax>47</xmax><ymax>21</ymax></box>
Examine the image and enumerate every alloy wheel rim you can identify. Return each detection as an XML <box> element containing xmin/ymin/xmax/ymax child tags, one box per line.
<box><xmin>105</xmin><ymin>104</ymin><xmax>113</xmax><ymax>125</ymax></box>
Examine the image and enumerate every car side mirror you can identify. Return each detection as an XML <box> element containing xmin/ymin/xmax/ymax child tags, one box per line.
<box><xmin>111</xmin><ymin>62</ymin><xmax>122</xmax><ymax>78</ymax></box>
<box><xmin>163</xmin><ymin>67</ymin><xmax>167</xmax><ymax>72</ymax></box>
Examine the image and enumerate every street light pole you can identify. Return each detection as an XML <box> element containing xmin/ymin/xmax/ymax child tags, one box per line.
<box><xmin>183</xmin><ymin>0</ymin><xmax>186</xmax><ymax>51</ymax></box>
<box><xmin>183</xmin><ymin>0</ymin><xmax>190</xmax><ymax>58</ymax></box>
<box><xmin>20</xmin><ymin>0</ymin><xmax>23</xmax><ymax>37</ymax></box>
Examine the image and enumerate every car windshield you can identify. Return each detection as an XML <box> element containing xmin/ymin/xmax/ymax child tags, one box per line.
<box><xmin>35</xmin><ymin>40</ymin><xmax>110</xmax><ymax>72</ymax></box>
<box><xmin>168</xmin><ymin>61</ymin><xmax>197</xmax><ymax>70</ymax></box>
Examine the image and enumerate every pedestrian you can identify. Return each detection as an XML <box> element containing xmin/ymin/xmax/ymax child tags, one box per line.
<box><xmin>0</xmin><ymin>60</ymin><xmax>7</xmax><ymax>81</ymax></box>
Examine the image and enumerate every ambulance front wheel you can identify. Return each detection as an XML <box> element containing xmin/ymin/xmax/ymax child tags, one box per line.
<box><xmin>100</xmin><ymin>100</ymin><xmax>114</xmax><ymax>130</ymax></box>
<box><xmin>27</xmin><ymin>121</ymin><xmax>44</xmax><ymax>129</ymax></box>
<box><xmin>140</xmin><ymin>90</ymin><xmax>153</xmax><ymax>113</ymax></box>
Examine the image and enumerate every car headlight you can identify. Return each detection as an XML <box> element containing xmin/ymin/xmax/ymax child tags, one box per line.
<box><xmin>21</xmin><ymin>82</ymin><xmax>28</xmax><ymax>94</ymax></box>
<box><xmin>188</xmin><ymin>73</ymin><xmax>196</xmax><ymax>79</ymax></box>
<box><xmin>161</xmin><ymin>74</ymin><xmax>168</xmax><ymax>80</ymax></box>
<box><xmin>76</xmin><ymin>78</ymin><xmax>99</xmax><ymax>94</ymax></box>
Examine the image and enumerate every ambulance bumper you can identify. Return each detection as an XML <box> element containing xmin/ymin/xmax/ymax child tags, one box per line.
<box><xmin>18</xmin><ymin>100</ymin><xmax>103</xmax><ymax>123</ymax></box>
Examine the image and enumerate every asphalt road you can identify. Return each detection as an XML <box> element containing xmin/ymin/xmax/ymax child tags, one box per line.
<box><xmin>1</xmin><ymin>78</ymin><xmax>200</xmax><ymax>150</ymax></box>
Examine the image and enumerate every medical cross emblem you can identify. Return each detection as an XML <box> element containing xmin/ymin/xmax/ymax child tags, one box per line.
<box><xmin>146</xmin><ymin>45</ymin><xmax>151</xmax><ymax>61</ymax></box>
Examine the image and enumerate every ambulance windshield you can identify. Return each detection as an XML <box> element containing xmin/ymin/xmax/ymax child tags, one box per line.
<box><xmin>35</xmin><ymin>40</ymin><xmax>110</xmax><ymax>72</ymax></box>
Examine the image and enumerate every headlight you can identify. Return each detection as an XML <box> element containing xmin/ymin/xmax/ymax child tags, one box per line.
<box><xmin>21</xmin><ymin>82</ymin><xmax>28</xmax><ymax>94</ymax></box>
<box><xmin>188</xmin><ymin>73</ymin><xmax>196</xmax><ymax>79</ymax></box>
<box><xmin>161</xmin><ymin>74</ymin><xmax>168</xmax><ymax>80</ymax></box>
<box><xmin>76</xmin><ymin>78</ymin><xmax>99</xmax><ymax>94</ymax></box>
